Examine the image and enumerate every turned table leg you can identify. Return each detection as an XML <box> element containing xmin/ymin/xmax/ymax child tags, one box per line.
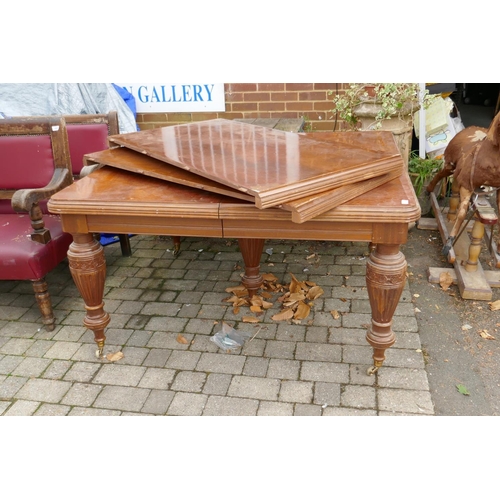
<box><xmin>32</xmin><ymin>278</ymin><xmax>55</xmax><ymax>331</ymax></box>
<box><xmin>237</xmin><ymin>238</ymin><xmax>265</xmax><ymax>297</ymax></box>
<box><xmin>67</xmin><ymin>233</ymin><xmax>110</xmax><ymax>357</ymax></box>
<box><xmin>365</xmin><ymin>243</ymin><xmax>407</xmax><ymax>374</ymax></box>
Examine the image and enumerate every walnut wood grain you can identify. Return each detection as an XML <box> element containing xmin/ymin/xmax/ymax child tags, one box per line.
<box><xmin>109</xmin><ymin>119</ymin><xmax>403</xmax><ymax>209</ymax></box>
<box><xmin>67</xmin><ymin>234</ymin><xmax>110</xmax><ymax>352</ymax></box>
<box><xmin>365</xmin><ymin>244</ymin><xmax>407</xmax><ymax>368</ymax></box>
<box><xmin>280</xmin><ymin>170</ymin><xmax>402</xmax><ymax>223</ymax></box>
<box><xmin>238</xmin><ymin>238</ymin><xmax>265</xmax><ymax>297</ymax></box>
<box><xmin>83</xmin><ymin>147</ymin><xmax>254</xmax><ymax>202</ymax></box>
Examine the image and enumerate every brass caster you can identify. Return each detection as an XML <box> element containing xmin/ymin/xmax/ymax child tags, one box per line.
<box><xmin>367</xmin><ymin>366</ymin><xmax>379</xmax><ymax>376</ymax></box>
<box><xmin>96</xmin><ymin>348</ymin><xmax>104</xmax><ymax>359</ymax></box>
<box><xmin>173</xmin><ymin>244</ymin><xmax>181</xmax><ymax>257</ymax></box>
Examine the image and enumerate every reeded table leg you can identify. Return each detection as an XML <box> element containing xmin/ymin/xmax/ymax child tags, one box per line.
<box><xmin>237</xmin><ymin>238</ymin><xmax>265</xmax><ymax>297</ymax></box>
<box><xmin>365</xmin><ymin>243</ymin><xmax>407</xmax><ymax>374</ymax></box>
<box><xmin>67</xmin><ymin>233</ymin><xmax>110</xmax><ymax>357</ymax></box>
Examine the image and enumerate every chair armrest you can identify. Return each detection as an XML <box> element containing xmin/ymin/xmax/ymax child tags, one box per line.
<box><xmin>11</xmin><ymin>167</ymin><xmax>73</xmax><ymax>212</ymax></box>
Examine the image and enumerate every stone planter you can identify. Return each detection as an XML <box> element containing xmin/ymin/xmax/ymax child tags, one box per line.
<box><xmin>409</xmin><ymin>172</ymin><xmax>432</xmax><ymax>216</ymax></box>
<box><xmin>353</xmin><ymin>100</ymin><xmax>416</xmax><ymax>168</ymax></box>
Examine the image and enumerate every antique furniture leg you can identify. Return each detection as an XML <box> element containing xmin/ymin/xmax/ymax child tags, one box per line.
<box><xmin>237</xmin><ymin>238</ymin><xmax>265</xmax><ymax>297</ymax></box>
<box><xmin>118</xmin><ymin>234</ymin><xmax>132</xmax><ymax>257</ymax></box>
<box><xmin>447</xmin><ymin>178</ymin><xmax>460</xmax><ymax>222</ymax></box>
<box><xmin>172</xmin><ymin>236</ymin><xmax>181</xmax><ymax>256</ymax></box>
<box><xmin>465</xmin><ymin>217</ymin><xmax>484</xmax><ymax>272</ymax></box>
<box><xmin>67</xmin><ymin>233</ymin><xmax>110</xmax><ymax>357</ymax></box>
<box><xmin>365</xmin><ymin>243</ymin><xmax>407</xmax><ymax>374</ymax></box>
<box><xmin>32</xmin><ymin>278</ymin><xmax>55</xmax><ymax>331</ymax></box>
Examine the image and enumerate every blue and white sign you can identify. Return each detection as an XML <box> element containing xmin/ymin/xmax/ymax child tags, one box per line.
<box><xmin>115</xmin><ymin>83</ymin><xmax>226</xmax><ymax>113</ymax></box>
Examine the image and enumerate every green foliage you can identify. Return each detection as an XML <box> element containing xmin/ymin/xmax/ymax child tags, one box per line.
<box><xmin>408</xmin><ymin>152</ymin><xmax>443</xmax><ymax>196</ymax></box>
<box><xmin>302</xmin><ymin>115</ymin><xmax>313</xmax><ymax>132</ymax></box>
<box><xmin>330</xmin><ymin>83</ymin><xmax>437</xmax><ymax>131</ymax></box>
<box><xmin>456</xmin><ymin>384</ymin><xmax>470</xmax><ymax>396</ymax></box>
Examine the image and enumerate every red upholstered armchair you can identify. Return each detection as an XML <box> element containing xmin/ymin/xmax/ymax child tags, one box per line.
<box><xmin>64</xmin><ymin>112</ymin><xmax>132</xmax><ymax>256</ymax></box>
<box><xmin>0</xmin><ymin>116</ymin><xmax>74</xmax><ymax>331</ymax></box>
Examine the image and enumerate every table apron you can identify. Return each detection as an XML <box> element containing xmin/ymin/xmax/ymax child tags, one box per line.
<box><xmin>223</xmin><ymin>220</ymin><xmax>409</xmax><ymax>244</ymax></box>
<box><xmin>60</xmin><ymin>214</ymin><xmax>410</xmax><ymax>245</ymax></box>
<box><xmin>61</xmin><ymin>214</ymin><xmax>224</xmax><ymax>238</ymax></box>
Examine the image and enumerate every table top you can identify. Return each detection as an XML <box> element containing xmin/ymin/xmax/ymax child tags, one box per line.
<box><xmin>48</xmin><ymin>165</ymin><xmax>420</xmax><ymax>225</ymax></box>
<box><xmin>83</xmin><ymin>146</ymin><xmax>255</xmax><ymax>203</ymax></box>
<box><xmin>108</xmin><ymin>119</ymin><xmax>403</xmax><ymax>209</ymax></box>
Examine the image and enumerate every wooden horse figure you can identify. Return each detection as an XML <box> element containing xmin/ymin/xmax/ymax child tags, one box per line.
<box><xmin>426</xmin><ymin>111</ymin><xmax>500</xmax><ymax>256</ymax></box>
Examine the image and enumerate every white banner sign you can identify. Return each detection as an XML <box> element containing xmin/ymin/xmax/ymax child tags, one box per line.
<box><xmin>115</xmin><ymin>83</ymin><xmax>226</xmax><ymax>113</ymax></box>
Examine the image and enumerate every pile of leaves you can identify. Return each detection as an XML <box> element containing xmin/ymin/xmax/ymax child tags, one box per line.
<box><xmin>223</xmin><ymin>272</ymin><xmax>324</xmax><ymax>324</ymax></box>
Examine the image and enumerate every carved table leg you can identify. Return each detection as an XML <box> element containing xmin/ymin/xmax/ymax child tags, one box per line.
<box><xmin>365</xmin><ymin>243</ymin><xmax>407</xmax><ymax>374</ymax></box>
<box><xmin>237</xmin><ymin>238</ymin><xmax>265</xmax><ymax>297</ymax></box>
<box><xmin>67</xmin><ymin>233</ymin><xmax>110</xmax><ymax>357</ymax></box>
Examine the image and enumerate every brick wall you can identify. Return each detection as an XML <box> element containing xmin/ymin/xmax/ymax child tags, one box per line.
<box><xmin>136</xmin><ymin>83</ymin><xmax>348</xmax><ymax>132</ymax></box>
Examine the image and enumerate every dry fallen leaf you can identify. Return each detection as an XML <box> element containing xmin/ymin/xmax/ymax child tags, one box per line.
<box><xmin>262</xmin><ymin>273</ymin><xmax>278</xmax><ymax>282</ymax></box>
<box><xmin>176</xmin><ymin>334</ymin><xmax>189</xmax><ymax>344</ymax></box>
<box><xmin>330</xmin><ymin>310</ymin><xmax>340</xmax><ymax>320</ymax></box>
<box><xmin>225</xmin><ymin>285</ymin><xmax>247</xmax><ymax>293</ymax></box>
<box><xmin>439</xmin><ymin>271</ymin><xmax>454</xmax><ymax>291</ymax></box>
<box><xmin>271</xmin><ymin>309</ymin><xmax>294</xmax><ymax>321</ymax></box>
<box><xmin>288</xmin><ymin>292</ymin><xmax>306</xmax><ymax>302</ymax></box>
<box><xmin>294</xmin><ymin>301</ymin><xmax>311</xmax><ymax>320</ymax></box>
<box><xmin>489</xmin><ymin>300</ymin><xmax>500</xmax><ymax>311</ymax></box>
<box><xmin>289</xmin><ymin>274</ymin><xmax>302</xmax><ymax>294</ymax></box>
<box><xmin>250</xmin><ymin>296</ymin><xmax>263</xmax><ymax>307</ymax></box>
<box><xmin>242</xmin><ymin>316</ymin><xmax>260</xmax><ymax>323</ymax></box>
<box><xmin>306</xmin><ymin>286</ymin><xmax>324</xmax><ymax>300</ymax></box>
<box><xmin>479</xmin><ymin>330</ymin><xmax>496</xmax><ymax>340</ymax></box>
<box><xmin>106</xmin><ymin>351</ymin><xmax>124</xmax><ymax>362</ymax></box>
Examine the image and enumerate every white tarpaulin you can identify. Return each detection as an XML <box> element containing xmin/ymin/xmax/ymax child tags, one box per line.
<box><xmin>0</xmin><ymin>83</ymin><xmax>137</xmax><ymax>133</ymax></box>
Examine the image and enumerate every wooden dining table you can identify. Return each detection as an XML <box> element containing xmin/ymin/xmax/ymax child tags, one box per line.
<box><xmin>48</xmin><ymin>121</ymin><xmax>420</xmax><ymax>373</ymax></box>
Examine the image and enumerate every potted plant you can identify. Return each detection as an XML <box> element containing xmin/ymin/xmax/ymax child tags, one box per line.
<box><xmin>330</xmin><ymin>83</ymin><xmax>437</xmax><ymax>166</ymax></box>
<box><xmin>408</xmin><ymin>151</ymin><xmax>443</xmax><ymax>215</ymax></box>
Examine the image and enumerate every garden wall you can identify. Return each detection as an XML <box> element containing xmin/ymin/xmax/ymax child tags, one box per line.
<box><xmin>136</xmin><ymin>83</ymin><xmax>350</xmax><ymax>132</ymax></box>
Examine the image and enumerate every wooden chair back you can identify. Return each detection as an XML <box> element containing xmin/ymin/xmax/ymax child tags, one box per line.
<box><xmin>64</xmin><ymin>111</ymin><xmax>119</xmax><ymax>177</ymax></box>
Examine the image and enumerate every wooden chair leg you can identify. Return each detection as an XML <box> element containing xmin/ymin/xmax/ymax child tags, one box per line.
<box><xmin>119</xmin><ymin>234</ymin><xmax>132</xmax><ymax>257</ymax></box>
<box><xmin>32</xmin><ymin>278</ymin><xmax>55</xmax><ymax>331</ymax></box>
<box><xmin>172</xmin><ymin>236</ymin><xmax>181</xmax><ymax>256</ymax></box>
